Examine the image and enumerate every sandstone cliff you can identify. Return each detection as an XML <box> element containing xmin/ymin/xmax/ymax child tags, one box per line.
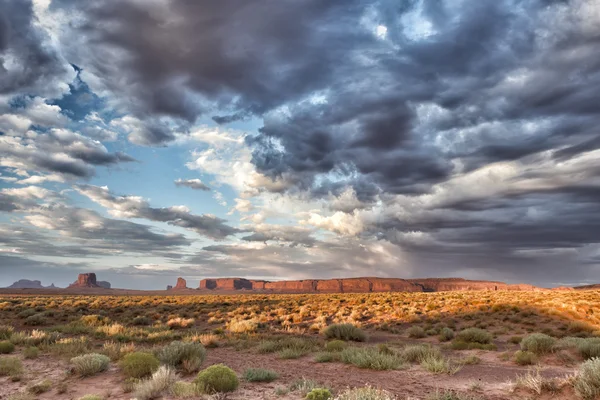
<box><xmin>68</xmin><ymin>273</ymin><xmax>111</xmax><ymax>289</ymax></box>
<box><xmin>196</xmin><ymin>276</ymin><xmax>536</xmax><ymax>293</ymax></box>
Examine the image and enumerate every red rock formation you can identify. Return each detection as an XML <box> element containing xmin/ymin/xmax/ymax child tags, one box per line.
<box><xmin>196</xmin><ymin>276</ymin><xmax>542</xmax><ymax>293</ymax></box>
<box><xmin>97</xmin><ymin>281</ymin><xmax>111</xmax><ymax>289</ymax></box>
<box><xmin>174</xmin><ymin>277</ymin><xmax>188</xmax><ymax>290</ymax></box>
<box><xmin>69</xmin><ymin>273</ymin><xmax>99</xmax><ymax>288</ymax></box>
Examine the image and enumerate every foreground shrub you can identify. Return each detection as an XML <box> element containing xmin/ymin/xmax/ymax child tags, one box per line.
<box><xmin>323</xmin><ymin>324</ymin><xmax>366</xmax><ymax>342</ymax></box>
<box><xmin>170</xmin><ymin>381</ymin><xmax>202</xmax><ymax>398</ymax></box>
<box><xmin>340</xmin><ymin>347</ymin><xmax>406</xmax><ymax>370</ymax></box>
<box><xmin>78</xmin><ymin>396</ymin><xmax>103</xmax><ymax>400</ymax></box>
<box><xmin>514</xmin><ymin>350</ymin><xmax>537</xmax><ymax>366</ymax></box>
<box><xmin>24</xmin><ymin>314</ymin><xmax>47</xmax><ymax>326</ymax></box>
<box><xmin>334</xmin><ymin>386</ymin><xmax>395</xmax><ymax>400</ymax></box>
<box><xmin>194</xmin><ymin>364</ymin><xmax>239</xmax><ymax>393</ymax></box>
<box><xmin>439</xmin><ymin>328</ymin><xmax>455</xmax><ymax>342</ymax></box>
<box><xmin>27</xmin><ymin>379</ymin><xmax>52</xmax><ymax>394</ymax></box>
<box><xmin>325</xmin><ymin>340</ymin><xmax>348</xmax><ymax>352</ymax></box>
<box><xmin>134</xmin><ymin>366</ymin><xmax>177</xmax><ymax>400</ymax></box>
<box><xmin>455</xmin><ymin>328</ymin><xmax>492</xmax><ymax>344</ymax></box>
<box><xmin>315</xmin><ymin>352</ymin><xmax>339</xmax><ymax>363</ymax></box>
<box><xmin>306</xmin><ymin>388</ymin><xmax>332</xmax><ymax>400</ymax></box>
<box><xmin>0</xmin><ymin>340</ymin><xmax>15</xmax><ymax>354</ymax></box>
<box><xmin>258</xmin><ymin>337</ymin><xmax>317</xmax><ymax>356</ymax></box>
<box><xmin>0</xmin><ymin>357</ymin><xmax>23</xmax><ymax>379</ymax></box>
<box><xmin>156</xmin><ymin>341</ymin><xmax>206</xmax><ymax>373</ymax></box>
<box><xmin>6</xmin><ymin>393</ymin><xmax>35</xmax><ymax>400</ymax></box>
<box><xmin>401</xmin><ymin>345</ymin><xmax>441</xmax><ymax>363</ymax></box>
<box><xmin>407</xmin><ymin>326</ymin><xmax>426</xmax><ymax>339</ymax></box>
<box><xmin>227</xmin><ymin>318</ymin><xmax>258</xmax><ymax>333</ymax></box>
<box><xmin>167</xmin><ymin>317</ymin><xmax>195</xmax><ymax>329</ymax></box>
<box><xmin>121</xmin><ymin>352</ymin><xmax>160</xmax><ymax>378</ymax></box>
<box><xmin>0</xmin><ymin>325</ymin><xmax>14</xmax><ymax>340</ymax></box>
<box><xmin>420</xmin><ymin>354</ymin><xmax>461</xmax><ymax>375</ymax></box>
<box><xmin>520</xmin><ymin>333</ymin><xmax>556</xmax><ymax>355</ymax></box>
<box><xmin>70</xmin><ymin>353</ymin><xmax>110</xmax><ymax>377</ymax></box>
<box><xmin>575</xmin><ymin>357</ymin><xmax>600</xmax><ymax>399</ymax></box>
<box><xmin>244</xmin><ymin>368</ymin><xmax>278</xmax><ymax>382</ymax></box>
<box><xmin>23</xmin><ymin>346</ymin><xmax>39</xmax><ymax>359</ymax></box>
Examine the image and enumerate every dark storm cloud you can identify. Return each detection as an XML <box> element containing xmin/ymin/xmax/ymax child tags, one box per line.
<box><xmin>77</xmin><ymin>185</ymin><xmax>242</xmax><ymax>239</ymax></box>
<box><xmin>52</xmin><ymin>0</ymin><xmax>600</xmax><ymax>200</ymax></box>
<box><xmin>0</xmin><ymin>0</ymin><xmax>70</xmax><ymax>97</ymax></box>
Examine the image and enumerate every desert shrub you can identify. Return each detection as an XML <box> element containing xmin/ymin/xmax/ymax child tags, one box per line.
<box><xmin>0</xmin><ymin>340</ymin><xmax>15</xmax><ymax>353</ymax></box>
<box><xmin>514</xmin><ymin>369</ymin><xmax>562</xmax><ymax>395</ymax></box>
<box><xmin>0</xmin><ymin>357</ymin><xmax>23</xmax><ymax>378</ymax></box>
<box><xmin>575</xmin><ymin>357</ymin><xmax>600</xmax><ymax>399</ymax></box>
<box><xmin>188</xmin><ymin>333</ymin><xmax>219</xmax><ymax>348</ymax></box>
<box><xmin>102</xmin><ymin>341</ymin><xmax>135</xmax><ymax>361</ymax></box>
<box><xmin>514</xmin><ymin>350</ymin><xmax>537</xmax><ymax>365</ymax></box>
<box><xmin>23</xmin><ymin>346</ymin><xmax>39</xmax><ymax>359</ymax></box>
<box><xmin>421</xmin><ymin>354</ymin><xmax>461</xmax><ymax>375</ymax></box>
<box><xmin>244</xmin><ymin>368</ymin><xmax>278</xmax><ymax>382</ymax></box>
<box><xmin>70</xmin><ymin>353</ymin><xmax>110</xmax><ymax>377</ymax></box>
<box><xmin>579</xmin><ymin>339</ymin><xmax>600</xmax><ymax>360</ymax></box>
<box><xmin>325</xmin><ymin>339</ymin><xmax>348</xmax><ymax>352</ymax></box>
<box><xmin>450</xmin><ymin>341</ymin><xmax>496</xmax><ymax>351</ymax></box>
<box><xmin>120</xmin><ymin>352</ymin><xmax>160</xmax><ymax>378</ymax></box>
<box><xmin>279</xmin><ymin>347</ymin><xmax>309</xmax><ymax>359</ymax></box>
<box><xmin>80</xmin><ymin>315</ymin><xmax>109</xmax><ymax>327</ymax></box>
<box><xmin>24</xmin><ymin>313</ymin><xmax>47</xmax><ymax>326</ymax></box>
<box><xmin>0</xmin><ymin>325</ymin><xmax>14</xmax><ymax>340</ymax></box>
<box><xmin>167</xmin><ymin>317</ymin><xmax>195</xmax><ymax>329</ymax></box>
<box><xmin>47</xmin><ymin>337</ymin><xmax>91</xmax><ymax>358</ymax></box>
<box><xmin>194</xmin><ymin>364</ymin><xmax>239</xmax><ymax>393</ymax></box>
<box><xmin>306</xmin><ymin>388</ymin><xmax>332</xmax><ymax>400</ymax></box>
<box><xmin>455</xmin><ymin>328</ymin><xmax>492</xmax><ymax>344</ymax></box>
<box><xmin>17</xmin><ymin>309</ymin><xmax>36</xmax><ymax>319</ymax></box>
<box><xmin>323</xmin><ymin>324</ymin><xmax>366</xmax><ymax>342</ymax></box>
<box><xmin>520</xmin><ymin>333</ymin><xmax>556</xmax><ymax>355</ymax></box>
<box><xmin>334</xmin><ymin>386</ymin><xmax>395</xmax><ymax>400</ymax></box>
<box><xmin>258</xmin><ymin>337</ymin><xmax>317</xmax><ymax>356</ymax></box>
<box><xmin>132</xmin><ymin>316</ymin><xmax>152</xmax><ymax>326</ymax></box>
<box><xmin>315</xmin><ymin>352</ymin><xmax>339</xmax><ymax>363</ymax></box>
<box><xmin>439</xmin><ymin>327</ymin><xmax>454</xmax><ymax>342</ymax></box>
<box><xmin>569</xmin><ymin>321</ymin><xmax>595</xmax><ymax>336</ymax></box>
<box><xmin>407</xmin><ymin>326</ymin><xmax>426</xmax><ymax>338</ymax></box>
<box><xmin>78</xmin><ymin>396</ymin><xmax>103</xmax><ymax>400</ymax></box>
<box><xmin>460</xmin><ymin>355</ymin><xmax>481</xmax><ymax>365</ymax></box>
<box><xmin>27</xmin><ymin>379</ymin><xmax>52</xmax><ymax>394</ymax></box>
<box><xmin>340</xmin><ymin>347</ymin><xmax>406</xmax><ymax>370</ymax></box>
<box><xmin>227</xmin><ymin>318</ymin><xmax>258</xmax><ymax>333</ymax></box>
<box><xmin>156</xmin><ymin>341</ymin><xmax>206</xmax><ymax>373</ymax></box>
<box><xmin>170</xmin><ymin>381</ymin><xmax>202</xmax><ymax>398</ymax></box>
<box><xmin>134</xmin><ymin>366</ymin><xmax>178</xmax><ymax>400</ymax></box>
<box><xmin>289</xmin><ymin>378</ymin><xmax>324</xmax><ymax>395</ymax></box>
<box><xmin>401</xmin><ymin>345</ymin><xmax>441</xmax><ymax>363</ymax></box>
<box><xmin>509</xmin><ymin>336</ymin><xmax>523</xmax><ymax>344</ymax></box>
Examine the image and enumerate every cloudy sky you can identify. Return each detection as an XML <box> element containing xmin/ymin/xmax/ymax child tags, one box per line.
<box><xmin>1</xmin><ymin>0</ymin><xmax>600</xmax><ymax>289</ymax></box>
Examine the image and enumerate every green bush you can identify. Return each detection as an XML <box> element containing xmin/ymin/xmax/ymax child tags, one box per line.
<box><xmin>0</xmin><ymin>325</ymin><xmax>14</xmax><ymax>340</ymax></box>
<box><xmin>514</xmin><ymin>350</ymin><xmax>537</xmax><ymax>366</ymax></box>
<box><xmin>24</xmin><ymin>314</ymin><xmax>47</xmax><ymax>326</ymax></box>
<box><xmin>325</xmin><ymin>339</ymin><xmax>347</xmax><ymax>352</ymax></box>
<box><xmin>27</xmin><ymin>379</ymin><xmax>52</xmax><ymax>395</ymax></box>
<box><xmin>23</xmin><ymin>347</ymin><xmax>39</xmax><ymax>359</ymax></box>
<box><xmin>78</xmin><ymin>396</ymin><xmax>103</xmax><ymax>400</ymax></box>
<box><xmin>170</xmin><ymin>381</ymin><xmax>202</xmax><ymax>397</ymax></box>
<box><xmin>156</xmin><ymin>341</ymin><xmax>206</xmax><ymax>373</ymax></box>
<box><xmin>439</xmin><ymin>328</ymin><xmax>454</xmax><ymax>342</ymax></box>
<box><xmin>306</xmin><ymin>388</ymin><xmax>332</xmax><ymax>400</ymax></box>
<box><xmin>340</xmin><ymin>347</ymin><xmax>406</xmax><ymax>370</ymax></box>
<box><xmin>314</xmin><ymin>352</ymin><xmax>339</xmax><ymax>363</ymax></box>
<box><xmin>407</xmin><ymin>326</ymin><xmax>426</xmax><ymax>339</ymax></box>
<box><xmin>401</xmin><ymin>345</ymin><xmax>441</xmax><ymax>363</ymax></box>
<box><xmin>509</xmin><ymin>336</ymin><xmax>523</xmax><ymax>344</ymax></box>
<box><xmin>244</xmin><ymin>368</ymin><xmax>278</xmax><ymax>382</ymax></box>
<box><xmin>70</xmin><ymin>353</ymin><xmax>110</xmax><ymax>377</ymax></box>
<box><xmin>0</xmin><ymin>340</ymin><xmax>15</xmax><ymax>354</ymax></box>
<box><xmin>0</xmin><ymin>357</ymin><xmax>23</xmax><ymax>378</ymax></box>
<box><xmin>575</xmin><ymin>357</ymin><xmax>600</xmax><ymax>399</ymax></box>
<box><xmin>194</xmin><ymin>364</ymin><xmax>239</xmax><ymax>393</ymax></box>
<box><xmin>132</xmin><ymin>316</ymin><xmax>152</xmax><ymax>326</ymax></box>
<box><xmin>323</xmin><ymin>324</ymin><xmax>366</xmax><ymax>342</ymax></box>
<box><xmin>121</xmin><ymin>352</ymin><xmax>160</xmax><ymax>378</ymax></box>
<box><xmin>134</xmin><ymin>366</ymin><xmax>177</xmax><ymax>400</ymax></box>
<box><xmin>455</xmin><ymin>328</ymin><xmax>492</xmax><ymax>344</ymax></box>
<box><xmin>420</xmin><ymin>354</ymin><xmax>460</xmax><ymax>375</ymax></box>
<box><xmin>520</xmin><ymin>333</ymin><xmax>556</xmax><ymax>355</ymax></box>
<box><xmin>258</xmin><ymin>337</ymin><xmax>317</xmax><ymax>355</ymax></box>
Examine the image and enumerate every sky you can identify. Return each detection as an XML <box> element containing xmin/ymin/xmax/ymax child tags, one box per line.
<box><xmin>1</xmin><ymin>0</ymin><xmax>600</xmax><ymax>289</ymax></box>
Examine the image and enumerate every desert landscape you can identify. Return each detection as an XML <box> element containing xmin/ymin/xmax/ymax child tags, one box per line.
<box><xmin>1</xmin><ymin>274</ymin><xmax>600</xmax><ymax>400</ymax></box>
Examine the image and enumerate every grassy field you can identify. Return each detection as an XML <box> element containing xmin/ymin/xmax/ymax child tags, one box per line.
<box><xmin>0</xmin><ymin>290</ymin><xmax>599</xmax><ymax>399</ymax></box>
